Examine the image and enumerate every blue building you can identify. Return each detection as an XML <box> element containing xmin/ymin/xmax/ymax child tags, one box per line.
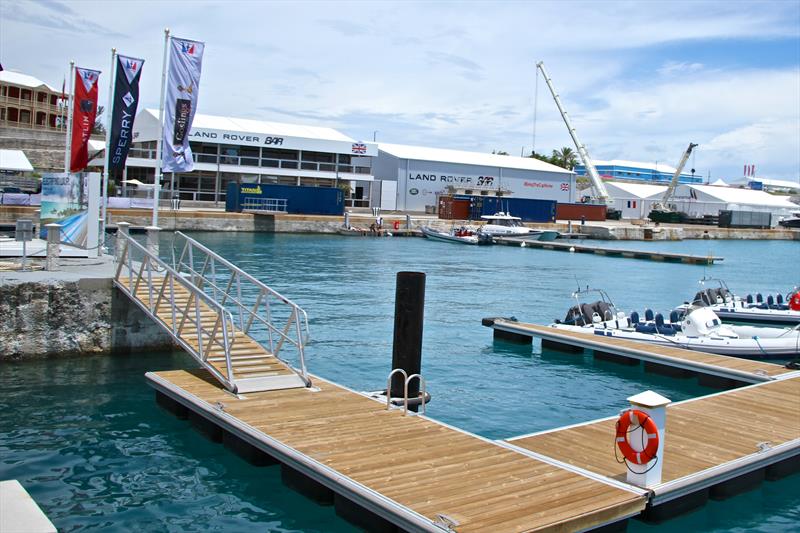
<box><xmin>574</xmin><ymin>160</ymin><xmax>703</xmax><ymax>184</ymax></box>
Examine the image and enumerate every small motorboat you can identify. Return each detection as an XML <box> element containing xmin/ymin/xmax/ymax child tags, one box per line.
<box><xmin>420</xmin><ymin>225</ymin><xmax>492</xmax><ymax>245</ymax></box>
<box><xmin>551</xmin><ymin>288</ymin><xmax>800</xmax><ymax>359</ymax></box>
<box><xmin>674</xmin><ymin>278</ymin><xmax>800</xmax><ymax>326</ymax></box>
<box><xmin>479</xmin><ymin>212</ymin><xmax>560</xmax><ymax>241</ymax></box>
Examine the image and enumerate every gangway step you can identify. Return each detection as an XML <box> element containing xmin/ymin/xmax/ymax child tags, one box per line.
<box><xmin>234</xmin><ymin>374</ymin><xmax>308</xmax><ymax>393</ymax></box>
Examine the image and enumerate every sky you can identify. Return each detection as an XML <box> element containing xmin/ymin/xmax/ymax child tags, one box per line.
<box><xmin>1</xmin><ymin>0</ymin><xmax>799</xmax><ymax>182</ymax></box>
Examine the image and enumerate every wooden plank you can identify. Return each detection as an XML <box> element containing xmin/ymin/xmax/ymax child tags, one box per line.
<box><xmin>151</xmin><ymin>369</ymin><xmax>646</xmax><ymax>532</ymax></box>
<box><xmin>510</xmin><ymin>377</ymin><xmax>800</xmax><ymax>484</ymax></box>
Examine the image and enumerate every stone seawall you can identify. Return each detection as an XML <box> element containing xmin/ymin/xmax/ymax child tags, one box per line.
<box><xmin>0</xmin><ymin>259</ymin><xmax>173</xmax><ymax>361</ymax></box>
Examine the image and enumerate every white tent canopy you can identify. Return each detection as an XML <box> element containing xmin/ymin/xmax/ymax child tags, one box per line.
<box><xmin>0</xmin><ymin>149</ymin><xmax>34</xmax><ymax>172</ymax></box>
<box><xmin>672</xmin><ymin>184</ymin><xmax>799</xmax><ymax>224</ymax></box>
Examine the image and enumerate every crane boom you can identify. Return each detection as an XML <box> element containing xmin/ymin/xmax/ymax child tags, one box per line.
<box><xmin>658</xmin><ymin>142</ymin><xmax>698</xmax><ymax>208</ymax></box>
<box><xmin>536</xmin><ymin>61</ymin><xmax>610</xmax><ymax>203</ymax></box>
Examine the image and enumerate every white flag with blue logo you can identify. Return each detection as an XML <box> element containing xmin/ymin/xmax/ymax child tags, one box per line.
<box><xmin>162</xmin><ymin>37</ymin><xmax>204</xmax><ymax>172</ymax></box>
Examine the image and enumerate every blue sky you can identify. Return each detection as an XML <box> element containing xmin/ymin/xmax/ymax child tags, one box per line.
<box><xmin>1</xmin><ymin>0</ymin><xmax>798</xmax><ymax>182</ymax></box>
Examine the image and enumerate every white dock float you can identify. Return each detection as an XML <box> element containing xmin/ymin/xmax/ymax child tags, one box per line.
<box><xmin>0</xmin><ymin>480</ymin><xmax>57</xmax><ymax>533</ymax></box>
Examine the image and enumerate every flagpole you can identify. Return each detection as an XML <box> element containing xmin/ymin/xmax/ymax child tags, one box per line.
<box><xmin>64</xmin><ymin>60</ymin><xmax>75</xmax><ymax>173</ymax></box>
<box><xmin>101</xmin><ymin>48</ymin><xmax>117</xmax><ymax>249</ymax></box>
<box><xmin>153</xmin><ymin>27</ymin><xmax>170</xmax><ymax>227</ymax></box>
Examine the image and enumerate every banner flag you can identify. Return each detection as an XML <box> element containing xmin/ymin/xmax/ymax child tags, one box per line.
<box><xmin>108</xmin><ymin>54</ymin><xmax>144</xmax><ymax>171</ymax></box>
<box><xmin>70</xmin><ymin>67</ymin><xmax>101</xmax><ymax>172</ymax></box>
<box><xmin>162</xmin><ymin>37</ymin><xmax>204</xmax><ymax>172</ymax></box>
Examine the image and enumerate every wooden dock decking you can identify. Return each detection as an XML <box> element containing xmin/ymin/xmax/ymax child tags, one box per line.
<box><xmin>507</xmin><ymin>377</ymin><xmax>800</xmax><ymax>503</ymax></box>
<box><xmin>488</xmin><ymin>319</ymin><xmax>796</xmax><ymax>384</ymax></box>
<box><xmin>493</xmin><ymin>237</ymin><xmax>723</xmax><ymax>264</ymax></box>
<box><xmin>148</xmin><ymin>369</ymin><xmax>648</xmax><ymax>532</ymax></box>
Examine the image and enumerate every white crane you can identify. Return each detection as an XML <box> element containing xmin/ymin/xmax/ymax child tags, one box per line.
<box><xmin>535</xmin><ymin>61</ymin><xmax>611</xmax><ymax>206</ymax></box>
<box><xmin>652</xmin><ymin>142</ymin><xmax>699</xmax><ymax>212</ymax></box>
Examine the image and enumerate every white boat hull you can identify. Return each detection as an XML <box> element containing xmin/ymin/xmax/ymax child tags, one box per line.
<box><xmin>551</xmin><ymin>322</ymin><xmax>800</xmax><ymax>358</ymax></box>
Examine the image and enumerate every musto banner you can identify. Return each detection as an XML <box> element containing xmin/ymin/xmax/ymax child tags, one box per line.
<box><xmin>40</xmin><ymin>173</ymin><xmax>87</xmax><ymax>247</ymax></box>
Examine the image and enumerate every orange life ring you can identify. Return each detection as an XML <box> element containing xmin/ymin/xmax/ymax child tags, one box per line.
<box><xmin>393</xmin><ymin>220</ymin><xmax>401</xmax><ymax>230</ymax></box>
<box><xmin>790</xmin><ymin>291</ymin><xmax>800</xmax><ymax>311</ymax></box>
<box><xmin>615</xmin><ymin>409</ymin><xmax>659</xmax><ymax>465</ymax></box>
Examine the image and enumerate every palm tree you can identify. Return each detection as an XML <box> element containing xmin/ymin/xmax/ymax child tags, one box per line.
<box><xmin>551</xmin><ymin>146</ymin><xmax>578</xmax><ymax>170</ymax></box>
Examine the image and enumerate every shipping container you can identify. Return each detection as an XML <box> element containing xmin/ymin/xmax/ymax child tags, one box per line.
<box><xmin>438</xmin><ymin>196</ymin><xmax>471</xmax><ymax>220</ymax></box>
<box><xmin>718</xmin><ymin>210</ymin><xmax>771</xmax><ymax>229</ymax></box>
<box><xmin>461</xmin><ymin>196</ymin><xmax>556</xmax><ymax>223</ymax></box>
<box><xmin>226</xmin><ymin>182</ymin><xmax>344</xmax><ymax>215</ymax></box>
<box><xmin>556</xmin><ymin>203</ymin><xmax>607</xmax><ymax>221</ymax></box>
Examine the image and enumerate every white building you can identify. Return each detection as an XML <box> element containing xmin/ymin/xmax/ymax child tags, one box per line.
<box><xmin>671</xmin><ymin>184</ymin><xmax>799</xmax><ymax>225</ymax></box>
<box><xmin>373</xmin><ymin>143</ymin><xmax>575</xmax><ymax>212</ymax></box>
<box><xmin>126</xmin><ymin>109</ymin><xmax>378</xmax><ymax>205</ymax></box>
<box><xmin>728</xmin><ymin>177</ymin><xmax>800</xmax><ymax>194</ymax></box>
<box><xmin>604</xmin><ymin>182</ymin><xmax>667</xmax><ymax>219</ymax></box>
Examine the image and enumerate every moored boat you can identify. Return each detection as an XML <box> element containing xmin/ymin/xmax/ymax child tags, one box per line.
<box><xmin>421</xmin><ymin>225</ymin><xmax>492</xmax><ymax>245</ymax></box>
<box><xmin>551</xmin><ymin>288</ymin><xmax>800</xmax><ymax>358</ymax></box>
<box><xmin>674</xmin><ymin>278</ymin><xmax>800</xmax><ymax>326</ymax></box>
<box><xmin>480</xmin><ymin>212</ymin><xmax>560</xmax><ymax>240</ymax></box>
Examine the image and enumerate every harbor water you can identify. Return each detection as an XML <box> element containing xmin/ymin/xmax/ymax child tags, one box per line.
<box><xmin>2</xmin><ymin>233</ymin><xmax>798</xmax><ymax>531</ymax></box>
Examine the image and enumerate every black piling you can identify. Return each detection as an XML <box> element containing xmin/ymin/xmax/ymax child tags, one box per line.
<box><xmin>390</xmin><ymin>272</ymin><xmax>426</xmax><ymax>411</ymax></box>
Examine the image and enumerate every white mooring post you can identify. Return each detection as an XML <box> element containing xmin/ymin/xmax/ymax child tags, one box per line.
<box><xmin>626</xmin><ymin>390</ymin><xmax>670</xmax><ymax>488</ymax></box>
<box><xmin>115</xmin><ymin>222</ymin><xmax>131</xmax><ymax>263</ymax></box>
<box><xmin>45</xmin><ymin>224</ymin><xmax>62</xmax><ymax>271</ymax></box>
<box><xmin>146</xmin><ymin>226</ymin><xmax>161</xmax><ymax>258</ymax></box>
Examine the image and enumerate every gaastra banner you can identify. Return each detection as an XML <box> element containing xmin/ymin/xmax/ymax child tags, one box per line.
<box><xmin>70</xmin><ymin>67</ymin><xmax>101</xmax><ymax>172</ymax></box>
<box><xmin>109</xmin><ymin>54</ymin><xmax>144</xmax><ymax>171</ymax></box>
<box><xmin>162</xmin><ymin>37</ymin><xmax>204</xmax><ymax>172</ymax></box>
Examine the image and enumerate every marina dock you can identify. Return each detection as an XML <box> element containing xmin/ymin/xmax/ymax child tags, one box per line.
<box><xmin>493</xmin><ymin>237</ymin><xmax>723</xmax><ymax>264</ymax></box>
<box><xmin>505</xmin><ymin>377</ymin><xmax>800</xmax><ymax>517</ymax></box>
<box><xmin>483</xmin><ymin>319</ymin><xmax>795</xmax><ymax>386</ymax></box>
<box><xmin>148</xmin><ymin>370</ymin><xmax>647</xmax><ymax>532</ymax></box>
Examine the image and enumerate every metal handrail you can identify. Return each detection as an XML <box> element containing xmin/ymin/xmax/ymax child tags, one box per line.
<box><xmin>171</xmin><ymin>231</ymin><xmax>310</xmax><ymax>383</ymax></box>
<box><xmin>114</xmin><ymin>232</ymin><xmax>238</xmax><ymax>391</ymax></box>
<box><xmin>404</xmin><ymin>374</ymin><xmax>426</xmax><ymax>416</ymax></box>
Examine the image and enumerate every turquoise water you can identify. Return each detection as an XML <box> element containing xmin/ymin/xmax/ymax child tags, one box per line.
<box><xmin>2</xmin><ymin>234</ymin><xmax>798</xmax><ymax>531</ymax></box>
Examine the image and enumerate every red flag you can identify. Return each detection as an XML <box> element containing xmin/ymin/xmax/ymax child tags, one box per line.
<box><xmin>70</xmin><ymin>67</ymin><xmax>100</xmax><ymax>172</ymax></box>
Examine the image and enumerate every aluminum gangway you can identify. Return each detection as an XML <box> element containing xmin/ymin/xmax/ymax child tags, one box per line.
<box><xmin>114</xmin><ymin>230</ymin><xmax>311</xmax><ymax>394</ymax></box>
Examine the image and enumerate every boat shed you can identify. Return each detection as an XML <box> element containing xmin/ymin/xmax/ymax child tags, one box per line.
<box><xmin>671</xmin><ymin>184</ymin><xmax>799</xmax><ymax>225</ymax></box>
<box><xmin>603</xmin><ymin>182</ymin><xmax>667</xmax><ymax>219</ymax></box>
<box><xmin>125</xmin><ymin>109</ymin><xmax>378</xmax><ymax>206</ymax></box>
<box><xmin>373</xmin><ymin>143</ymin><xmax>575</xmax><ymax>212</ymax></box>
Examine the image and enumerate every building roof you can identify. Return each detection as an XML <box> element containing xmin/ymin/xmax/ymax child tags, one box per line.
<box><xmin>378</xmin><ymin>143</ymin><xmax>572</xmax><ymax>174</ymax></box>
<box><xmin>0</xmin><ymin>70</ymin><xmax>59</xmax><ymax>93</ymax></box>
<box><xmin>605</xmin><ymin>181</ymin><xmax>667</xmax><ymax>199</ymax></box>
<box><xmin>588</xmin><ymin>159</ymin><xmax>680</xmax><ymax>174</ymax></box>
<box><xmin>684</xmin><ymin>184</ymin><xmax>799</xmax><ymax>208</ymax></box>
<box><xmin>728</xmin><ymin>177</ymin><xmax>800</xmax><ymax>189</ymax></box>
<box><xmin>0</xmin><ymin>149</ymin><xmax>34</xmax><ymax>172</ymax></box>
<box><xmin>140</xmin><ymin>109</ymin><xmax>356</xmax><ymax>142</ymax></box>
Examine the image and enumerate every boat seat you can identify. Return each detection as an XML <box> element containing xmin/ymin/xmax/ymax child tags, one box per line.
<box><xmin>580</xmin><ymin>303</ymin><xmax>597</xmax><ymax>325</ymax></box>
<box><xmin>756</xmin><ymin>293</ymin><xmax>763</xmax><ymax>303</ymax></box>
<box><xmin>594</xmin><ymin>301</ymin><xmax>613</xmax><ymax>321</ymax></box>
<box><xmin>767</xmin><ymin>295</ymin><xmax>775</xmax><ymax>307</ymax></box>
<box><xmin>777</xmin><ymin>294</ymin><xmax>784</xmax><ymax>305</ymax></box>
<box><xmin>644</xmin><ymin>309</ymin><xmax>654</xmax><ymax>321</ymax></box>
<box><xmin>630</xmin><ymin>311</ymin><xmax>640</xmax><ymax>324</ymax></box>
<box><xmin>669</xmin><ymin>310</ymin><xmax>681</xmax><ymax>323</ymax></box>
<box><xmin>746</xmin><ymin>294</ymin><xmax>754</xmax><ymax>304</ymax></box>
<box><xmin>654</xmin><ymin>313</ymin><xmax>678</xmax><ymax>335</ymax></box>
<box><xmin>635</xmin><ymin>323</ymin><xmax>657</xmax><ymax>334</ymax></box>
<box><xmin>706</xmin><ymin>288</ymin><xmax>720</xmax><ymax>304</ymax></box>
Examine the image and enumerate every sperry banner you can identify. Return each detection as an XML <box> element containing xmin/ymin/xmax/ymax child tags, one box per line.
<box><xmin>162</xmin><ymin>37</ymin><xmax>204</xmax><ymax>172</ymax></box>
<box><xmin>70</xmin><ymin>67</ymin><xmax>101</xmax><ymax>172</ymax></box>
<box><xmin>109</xmin><ymin>54</ymin><xmax>144</xmax><ymax>171</ymax></box>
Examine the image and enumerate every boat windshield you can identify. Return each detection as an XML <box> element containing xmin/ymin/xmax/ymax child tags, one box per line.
<box><xmin>488</xmin><ymin>218</ymin><xmax>522</xmax><ymax>227</ymax></box>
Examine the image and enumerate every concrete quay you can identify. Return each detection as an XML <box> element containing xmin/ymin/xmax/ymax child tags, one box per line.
<box><xmin>1</xmin><ymin>205</ymin><xmax>798</xmax><ymax>240</ymax></box>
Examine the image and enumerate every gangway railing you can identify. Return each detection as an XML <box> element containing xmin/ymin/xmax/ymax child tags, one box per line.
<box><xmin>114</xmin><ymin>230</ymin><xmax>311</xmax><ymax>393</ymax></box>
<box><xmin>170</xmin><ymin>231</ymin><xmax>310</xmax><ymax>384</ymax></box>
<box><xmin>242</xmin><ymin>197</ymin><xmax>288</xmax><ymax>213</ymax></box>
<box><xmin>114</xmin><ymin>232</ymin><xmax>238</xmax><ymax>391</ymax></box>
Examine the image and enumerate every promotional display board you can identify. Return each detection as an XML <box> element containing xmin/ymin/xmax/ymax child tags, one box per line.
<box><xmin>40</xmin><ymin>173</ymin><xmax>100</xmax><ymax>252</ymax></box>
<box><xmin>162</xmin><ymin>37</ymin><xmax>204</xmax><ymax>172</ymax></box>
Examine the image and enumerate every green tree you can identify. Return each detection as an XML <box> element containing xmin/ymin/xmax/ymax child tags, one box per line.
<box><xmin>550</xmin><ymin>146</ymin><xmax>578</xmax><ymax>170</ymax></box>
<box><xmin>492</xmin><ymin>149</ymin><xmax>509</xmax><ymax>155</ymax></box>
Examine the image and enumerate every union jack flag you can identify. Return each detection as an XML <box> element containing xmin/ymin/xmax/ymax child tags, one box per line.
<box><xmin>560</xmin><ymin>182</ymin><xmax>570</xmax><ymax>191</ymax></box>
<box><xmin>352</xmin><ymin>143</ymin><xmax>367</xmax><ymax>154</ymax></box>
